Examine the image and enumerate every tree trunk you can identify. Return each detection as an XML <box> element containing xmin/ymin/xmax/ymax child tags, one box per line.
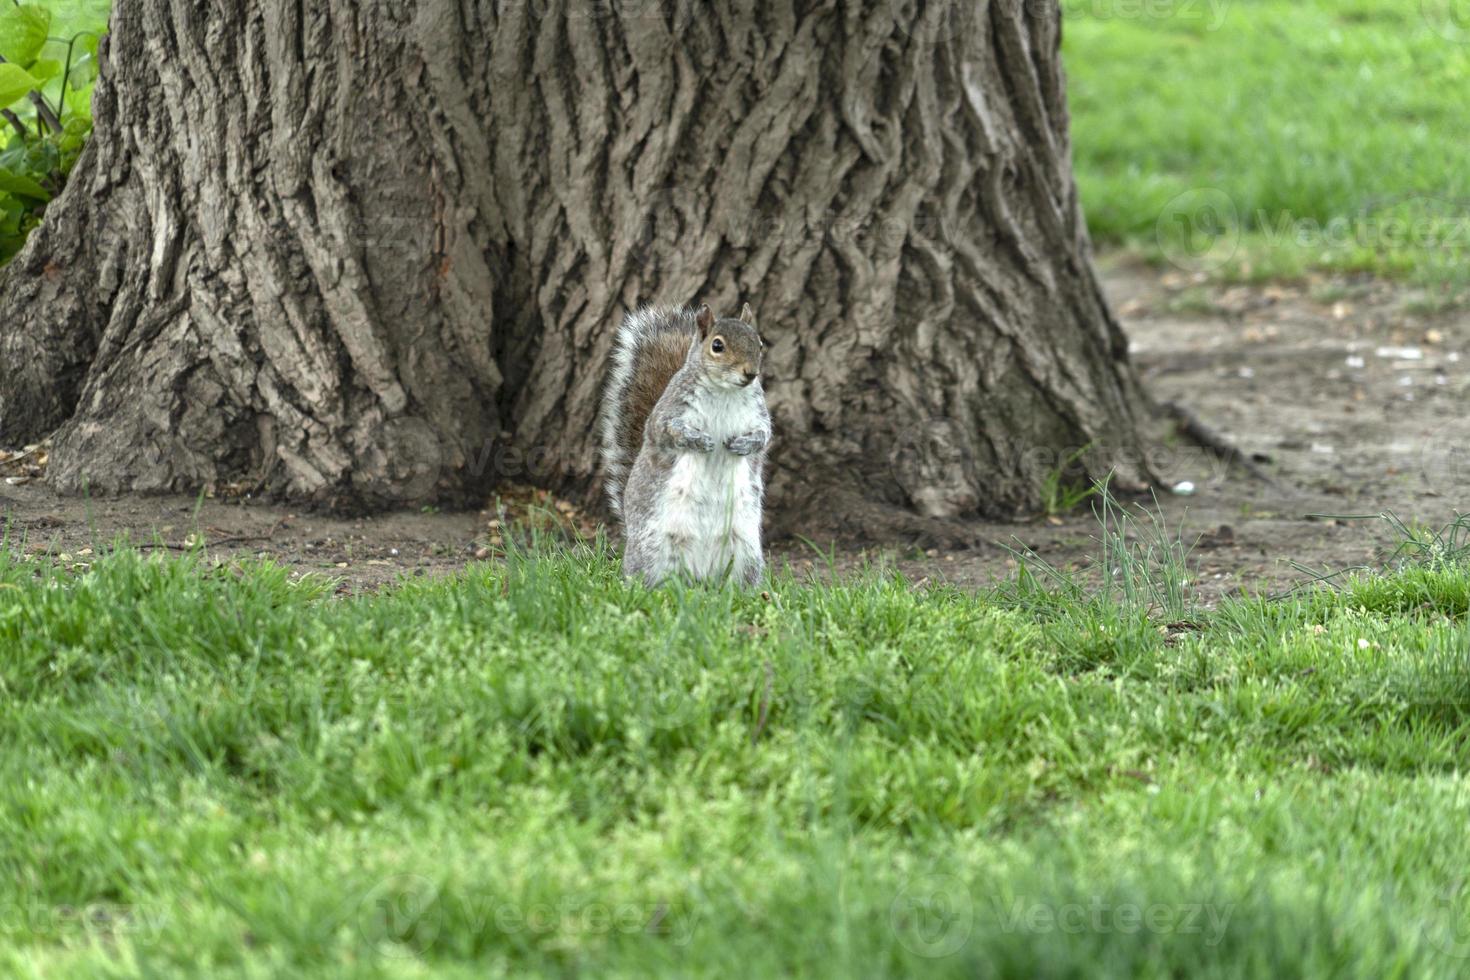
<box><xmin>0</xmin><ymin>0</ymin><xmax>1151</xmax><ymax>538</ymax></box>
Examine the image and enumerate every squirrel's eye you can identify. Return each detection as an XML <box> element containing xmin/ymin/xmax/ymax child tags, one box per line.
<box><xmin>710</xmin><ymin>338</ymin><xmax>725</xmax><ymax>354</ymax></box>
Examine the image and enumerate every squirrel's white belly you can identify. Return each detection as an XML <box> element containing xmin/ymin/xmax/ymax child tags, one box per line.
<box><xmin>656</xmin><ymin>451</ymin><xmax>761</xmax><ymax>581</ymax></box>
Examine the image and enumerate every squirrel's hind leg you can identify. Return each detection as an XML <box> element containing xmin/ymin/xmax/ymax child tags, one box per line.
<box><xmin>622</xmin><ymin>525</ymin><xmax>684</xmax><ymax>588</ymax></box>
<box><xmin>740</xmin><ymin>555</ymin><xmax>765</xmax><ymax>588</ymax></box>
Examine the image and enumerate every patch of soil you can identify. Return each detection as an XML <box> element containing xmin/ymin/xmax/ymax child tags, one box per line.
<box><xmin>3</xmin><ymin>257</ymin><xmax>1466</xmax><ymax>601</ymax></box>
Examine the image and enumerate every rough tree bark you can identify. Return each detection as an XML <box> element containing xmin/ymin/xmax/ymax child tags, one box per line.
<box><xmin>0</xmin><ymin>0</ymin><xmax>1151</xmax><ymax>539</ymax></box>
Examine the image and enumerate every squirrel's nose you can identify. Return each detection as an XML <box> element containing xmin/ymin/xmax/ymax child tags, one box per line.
<box><xmin>742</xmin><ymin>370</ymin><xmax>758</xmax><ymax>385</ymax></box>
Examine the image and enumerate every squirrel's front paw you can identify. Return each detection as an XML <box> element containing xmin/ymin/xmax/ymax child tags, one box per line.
<box><xmin>661</xmin><ymin>421</ymin><xmax>715</xmax><ymax>453</ymax></box>
<box><xmin>725</xmin><ymin>431</ymin><xmax>769</xmax><ymax>456</ymax></box>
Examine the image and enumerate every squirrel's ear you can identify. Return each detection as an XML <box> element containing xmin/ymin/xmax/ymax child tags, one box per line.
<box><xmin>696</xmin><ymin>304</ymin><xmax>714</xmax><ymax>338</ymax></box>
<box><xmin>739</xmin><ymin>303</ymin><xmax>756</xmax><ymax>327</ymax></box>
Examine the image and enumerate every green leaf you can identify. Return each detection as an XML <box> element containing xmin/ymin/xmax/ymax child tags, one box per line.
<box><xmin>58</xmin><ymin>117</ymin><xmax>90</xmax><ymax>172</ymax></box>
<box><xmin>0</xmin><ymin>64</ymin><xmax>40</xmax><ymax>109</ymax></box>
<box><xmin>0</xmin><ymin>167</ymin><xmax>49</xmax><ymax>202</ymax></box>
<box><xmin>28</xmin><ymin>59</ymin><xmax>62</xmax><ymax>83</ymax></box>
<box><xmin>64</xmin><ymin>85</ymin><xmax>93</xmax><ymax>124</ymax></box>
<box><xmin>10</xmin><ymin>137</ymin><xmax>57</xmax><ymax>177</ymax></box>
<box><xmin>0</xmin><ymin>5</ymin><xmax>51</xmax><ymax>66</ymax></box>
<box><xmin>67</xmin><ymin>52</ymin><xmax>98</xmax><ymax>90</ymax></box>
<box><xmin>0</xmin><ymin>194</ymin><xmax>24</xmax><ymax>233</ymax></box>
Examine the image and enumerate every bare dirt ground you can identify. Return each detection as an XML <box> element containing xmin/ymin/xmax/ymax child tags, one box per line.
<box><xmin>4</xmin><ymin>256</ymin><xmax>1467</xmax><ymax>602</ymax></box>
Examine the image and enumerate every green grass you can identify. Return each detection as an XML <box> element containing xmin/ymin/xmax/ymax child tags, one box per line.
<box><xmin>1065</xmin><ymin>0</ymin><xmax>1470</xmax><ymax>289</ymax></box>
<box><xmin>4</xmin><ymin>522</ymin><xmax>1470</xmax><ymax>976</ymax></box>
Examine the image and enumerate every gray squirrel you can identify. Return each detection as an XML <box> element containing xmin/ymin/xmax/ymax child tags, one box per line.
<box><xmin>599</xmin><ymin>303</ymin><xmax>771</xmax><ymax>586</ymax></box>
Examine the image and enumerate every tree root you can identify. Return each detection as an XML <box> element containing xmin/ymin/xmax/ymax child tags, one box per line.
<box><xmin>1162</xmin><ymin>400</ymin><xmax>1278</xmax><ymax>487</ymax></box>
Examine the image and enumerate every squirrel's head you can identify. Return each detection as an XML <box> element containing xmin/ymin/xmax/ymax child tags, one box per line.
<box><xmin>694</xmin><ymin>303</ymin><xmax>766</xmax><ymax>390</ymax></box>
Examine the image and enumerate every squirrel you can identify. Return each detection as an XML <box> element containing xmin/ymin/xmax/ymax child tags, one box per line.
<box><xmin>599</xmin><ymin>303</ymin><xmax>771</xmax><ymax>587</ymax></box>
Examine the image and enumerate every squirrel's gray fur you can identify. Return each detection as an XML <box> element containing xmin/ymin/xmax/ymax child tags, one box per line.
<box><xmin>599</xmin><ymin>303</ymin><xmax>770</xmax><ymax>586</ymax></box>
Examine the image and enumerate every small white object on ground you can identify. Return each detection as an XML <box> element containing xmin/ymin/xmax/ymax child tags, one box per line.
<box><xmin>1172</xmin><ymin>481</ymin><xmax>1196</xmax><ymax>495</ymax></box>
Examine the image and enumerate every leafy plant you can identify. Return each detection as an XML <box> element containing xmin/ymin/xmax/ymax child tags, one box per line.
<box><xmin>1039</xmin><ymin>443</ymin><xmax>1098</xmax><ymax>517</ymax></box>
<box><xmin>0</xmin><ymin>1</ymin><xmax>107</xmax><ymax>264</ymax></box>
<box><xmin>1001</xmin><ymin>475</ymin><xmax>1200</xmax><ymax>622</ymax></box>
<box><xmin>1285</xmin><ymin>511</ymin><xmax>1470</xmax><ymax>593</ymax></box>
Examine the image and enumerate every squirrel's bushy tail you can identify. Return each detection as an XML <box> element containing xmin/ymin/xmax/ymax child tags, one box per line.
<box><xmin>599</xmin><ymin>307</ymin><xmax>697</xmax><ymax>518</ymax></box>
